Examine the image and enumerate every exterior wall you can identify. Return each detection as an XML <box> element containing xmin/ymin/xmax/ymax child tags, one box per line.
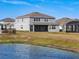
<box><xmin>59</xmin><ymin>25</ymin><xmax>66</xmax><ymax>32</ymax></box>
<box><xmin>0</xmin><ymin>25</ymin><xmax>2</xmax><ymax>34</ymax></box>
<box><xmin>0</xmin><ymin>21</ymin><xmax>15</xmax><ymax>30</ymax></box>
<box><xmin>30</xmin><ymin>17</ymin><xmax>60</xmax><ymax>32</ymax></box>
<box><xmin>63</xmin><ymin>25</ymin><xmax>66</xmax><ymax>32</ymax></box>
<box><xmin>0</xmin><ymin>22</ymin><xmax>4</xmax><ymax>24</ymax></box>
<box><xmin>15</xmin><ymin>17</ymin><xmax>60</xmax><ymax>32</ymax></box>
<box><xmin>58</xmin><ymin>24</ymin><xmax>69</xmax><ymax>32</ymax></box>
<box><xmin>5</xmin><ymin>22</ymin><xmax>14</xmax><ymax>29</ymax></box>
<box><xmin>15</xmin><ymin>18</ymin><xmax>30</xmax><ymax>31</ymax></box>
<box><xmin>59</xmin><ymin>25</ymin><xmax>63</xmax><ymax>30</ymax></box>
<box><xmin>48</xmin><ymin>25</ymin><xmax>60</xmax><ymax>32</ymax></box>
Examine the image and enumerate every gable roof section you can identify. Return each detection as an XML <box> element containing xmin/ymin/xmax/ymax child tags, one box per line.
<box><xmin>56</xmin><ymin>17</ymin><xmax>73</xmax><ymax>25</ymax></box>
<box><xmin>0</xmin><ymin>18</ymin><xmax>15</xmax><ymax>22</ymax></box>
<box><xmin>16</xmin><ymin>12</ymin><xmax>55</xmax><ymax>19</ymax></box>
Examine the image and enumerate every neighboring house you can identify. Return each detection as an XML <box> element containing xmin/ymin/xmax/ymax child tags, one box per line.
<box><xmin>56</xmin><ymin>17</ymin><xmax>79</xmax><ymax>32</ymax></box>
<box><xmin>0</xmin><ymin>13</ymin><xmax>79</xmax><ymax>33</ymax></box>
<box><xmin>56</xmin><ymin>17</ymin><xmax>73</xmax><ymax>32</ymax></box>
<box><xmin>63</xmin><ymin>20</ymin><xmax>79</xmax><ymax>32</ymax></box>
<box><xmin>15</xmin><ymin>12</ymin><xmax>60</xmax><ymax>32</ymax></box>
<box><xmin>0</xmin><ymin>18</ymin><xmax>15</xmax><ymax>34</ymax></box>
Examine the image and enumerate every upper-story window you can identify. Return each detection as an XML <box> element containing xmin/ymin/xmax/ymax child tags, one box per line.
<box><xmin>34</xmin><ymin>18</ymin><xmax>40</xmax><ymax>22</ymax></box>
<box><xmin>21</xmin><ymin>25</ymin><xmax>23</xmax><ymax>29</ymax></box>
<box><xmin>22</xmin><ymin>18</ymin><xmax>23</xmax><ymax>22</ymax></box>
<box><xmin>44</xmin><ymin>19</ymin><xmax>48</xmax><ymax>22</ymax></box>
<box><xmin>17</xmin><ymin>19</ymin><xmax>19</xmax><ymax>22</ymax></box>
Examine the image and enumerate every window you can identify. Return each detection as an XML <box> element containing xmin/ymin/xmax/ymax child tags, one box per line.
<box><xmin>17</xmin><ymin>19</ymin><xmax>19</xmax><ymax>22</ymax></box>
<box><xmin>30</xmin><ymin>25</ymin><xmax>33</xmax><ymax>31</ymax></box>
<box><xmin>21</xmin><ymin>27</ymin><xmax>23</xmax><ymax>29</ymax></box>
<box><xmin>22</xmin><ymin>18</ymin><xmax>23</xmax><ymax>22</ymax></box>
<box><xmin>34</xmin><ymin>18</ymin><xmax>40</xmax><ymax>22</ymax></box>
<box><xmin>52</xmin><ymin>25</ymin><xmax>56</xmax><ymax>29</ymax></box>
<box><xmin>21</xmin><ymin>25</ymin><xmax>23</xmax><ymax>29</ymax></box>
<box><xmin>49</xmin><ymin>26</ymin><xmax>51</xmax><ymax>29</ymax></box>
<box><xmin>44</xmin><ymin>19</ymin><xmax>48</xmax><ymax>22</ymax></box>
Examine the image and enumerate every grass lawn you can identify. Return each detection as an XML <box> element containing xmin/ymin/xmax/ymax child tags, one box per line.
<box><xmin>0</xmin><ymin>32</ymin><xmax>79</xmax><ymax>52</ymax></box>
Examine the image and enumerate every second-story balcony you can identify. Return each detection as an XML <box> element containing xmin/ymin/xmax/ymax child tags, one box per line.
<box><xmin>30</xmin><ymin>21</ymin><xmax>58</xmax><ymax>25</ymax></box>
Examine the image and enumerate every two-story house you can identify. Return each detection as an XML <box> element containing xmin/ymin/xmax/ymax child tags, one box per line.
<box><xmin>15</xmin><ymin>12</ymin><xmax>59</xmax><ymax>32</ymax></box>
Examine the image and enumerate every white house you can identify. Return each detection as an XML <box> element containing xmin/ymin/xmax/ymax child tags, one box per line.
<box><xmin>15</xmin><ymin>12</ymin><xmax>60</xmax><ymax>32</ymax></box>
<box><xmin>0</xmin><ymin>18</ymin><xmax>15</xmax><ymax>34</ymax></box>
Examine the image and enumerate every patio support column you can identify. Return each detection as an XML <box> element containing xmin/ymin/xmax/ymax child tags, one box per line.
<box><xmin>5</xmin><ymin>24</ymin><xmax>7</xmax><ymax>30</ymax></box>
<box><xmin>3</xmin><ymin>24</ymin><xmax>5</xmax><ymax>30</ymax></box>
<box><xmin>0</xmin><ymin>25</ymin><xmax>2</xmax><ymax>34</ymax></box>
<box><xmin>64</xmin><ymin>25</ymin><xmax>66</xmax><ymax>32</ymax></box>
<box><xmin>76</xmin><ymin>25</ymin><xmax>78</xmax><ymax>32</ymax></box>
<box><xmin>72</xmin><ymin>25</ymin><xmax>74</xmax><ymax>32</ymax></box>
<box><xmin>33</xmin><ymin>25</ymin><xmax>35</xmax><ymax>32</ymax></box>
<box><xmin>78</xmin><ymin>25</ymin><xmax>79</xmax><ymax>32</ymax></box>
<box><xmin>75</xmin><ymin>25</ymin><xmax>76</xmax><ymax>32</ymax></box>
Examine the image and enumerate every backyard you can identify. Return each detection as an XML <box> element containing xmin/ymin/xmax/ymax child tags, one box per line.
<box><xmin>0</xmin><ymin>32</ymin><xmax>79</xmax><ymax>52</ymax></box>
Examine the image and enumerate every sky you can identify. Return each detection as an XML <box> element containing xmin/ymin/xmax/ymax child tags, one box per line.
<box><xmin>0</xmin><ymin>0</ymin><xmax>79</xmax><ymax>19</ymax></box>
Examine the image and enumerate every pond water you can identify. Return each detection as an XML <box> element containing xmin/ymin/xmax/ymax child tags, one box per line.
<box><xmin>0</xmin><ymin>44</ymin><xmax>79</xmax><ymax>59</ymax></box>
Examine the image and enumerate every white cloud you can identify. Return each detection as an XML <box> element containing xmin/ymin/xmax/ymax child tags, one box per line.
<box><xmin>0</xmin><ymin>0</ymin><xmax>32</xmax><ymax>5</ymax></box>
<box><xmin>0</xmin><ymin>0</ymin><xmax>43</xmax><ymax>8</ymax></box>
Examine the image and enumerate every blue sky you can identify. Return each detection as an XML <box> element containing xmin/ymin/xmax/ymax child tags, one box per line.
<box><xmin>0</xmin><ymin>0</ymin><xmax>79</xmax><ymax>19</ymax></box>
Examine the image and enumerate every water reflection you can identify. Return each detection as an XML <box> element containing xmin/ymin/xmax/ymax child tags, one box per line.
<box><xmin>0</xmin><ymin>44</ymin><xmax>79</xmax><ymax>59</ymax></box>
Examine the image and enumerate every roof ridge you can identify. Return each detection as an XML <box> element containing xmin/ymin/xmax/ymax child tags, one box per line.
<box><xmin>16</xmin><ymin>12</ymin><xmax>55</xmax><ymax>19</ymax></box>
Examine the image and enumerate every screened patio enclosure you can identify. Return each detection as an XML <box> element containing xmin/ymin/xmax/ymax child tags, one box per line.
<box><xmin>0</xmin><ymin>23</ymin><xmax>14</xmax><ymax>34</ymax></box>
<box><xmin>66</xmin><ymin>21</ymin><xmax>79</xmax><ymax>32</ymax></box>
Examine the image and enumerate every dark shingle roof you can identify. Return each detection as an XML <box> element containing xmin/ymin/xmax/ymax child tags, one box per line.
<box><xmin>0</xmin><ymin>18</ymin><xmax>15</xmax><ymax>22</ymax></box>
<box><xmin>16</xmin><ymin>12</ymin><xmax>55</xmax><ymax>19</ymax></box>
